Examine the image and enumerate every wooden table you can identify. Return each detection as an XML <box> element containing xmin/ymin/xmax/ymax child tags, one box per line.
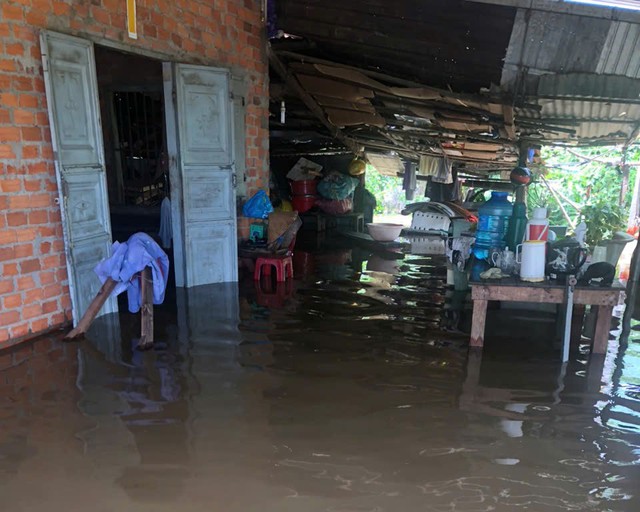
<box><xmin>470</xmin><ymin>278</ymin><xmax>624</xmax><ymax>354</ymax></box>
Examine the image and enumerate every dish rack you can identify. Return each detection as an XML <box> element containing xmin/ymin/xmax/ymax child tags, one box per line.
<box><xmin>409</xmin><ymin>211</ymin><xmax>451</xmax><ymax>234</ymax></box>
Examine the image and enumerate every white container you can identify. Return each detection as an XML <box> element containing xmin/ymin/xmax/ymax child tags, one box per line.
<box><xmin>366</xmin><ymin>223</ymin><xmax>404</xmax><ymax>242</ymax></box>
<box><xmin>516</xmin><ymin>240</ymin><xmax>546</xmax><ymax>282</ymax></box>
<box><xmin>525</xmin><ymin>207</ymin><xmax>549</xmax><ymax>241</ymax></box>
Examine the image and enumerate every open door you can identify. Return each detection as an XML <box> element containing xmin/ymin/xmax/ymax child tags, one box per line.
<box><xmin>164</xmin><ymin>64</ymin><xmax>238</xmax><ymax>287</ymax></box>
<box><xmin>40</xmin><ymin>31</ymin><xmax>116</xmax><ymax>324</ymax></box>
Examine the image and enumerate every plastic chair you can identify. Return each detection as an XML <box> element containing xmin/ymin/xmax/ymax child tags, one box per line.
<box><xmin>254</xmin><ymin>255</ymin><xmax>293</xmax><ymax>282</ymax></box>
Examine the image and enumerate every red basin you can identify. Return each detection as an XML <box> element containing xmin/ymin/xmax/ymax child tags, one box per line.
<box><xmin>290</xmin><ymin>179</ymin><xmax>318</xmax><ymax>196</ymax></box>
<box><xmin>291</xmin><ymin>195</ymin><xmax>316</xmax><ymax>213</ymax></box>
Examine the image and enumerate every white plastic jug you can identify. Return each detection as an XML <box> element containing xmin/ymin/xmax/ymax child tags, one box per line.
<box><xmin>516</xmin><ymin>240</ymin><xmax>546</xmax><ymax>282</ymax></box>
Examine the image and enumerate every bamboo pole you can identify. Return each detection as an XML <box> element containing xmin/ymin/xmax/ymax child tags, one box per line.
<box><xmin>541</xmin><ymin>175</ymin><xmax>576</xmax><ymax>230</ymax></box>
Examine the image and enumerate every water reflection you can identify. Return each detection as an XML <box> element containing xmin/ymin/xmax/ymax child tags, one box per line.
<box><xmin>0</xmin><ymin>247</ymin><xmax>639</xmax><ymax>510</ymax></box>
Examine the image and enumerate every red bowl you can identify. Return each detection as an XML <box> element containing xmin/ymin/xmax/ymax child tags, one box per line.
<box><xmin>291</xmin><ymin>194</ymin><xmax>316</xmax><ymax>213</ymax></box>
<box><xmin>290</xmin><ymin>179</ymin><xmax>318</xmax><ymax>196</ymax></box>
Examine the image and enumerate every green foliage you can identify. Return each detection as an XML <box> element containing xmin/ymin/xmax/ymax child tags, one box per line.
<box><xmin>365</xmin><ymin>164</ymin><xmax>410</xmax><ymax>214</ymax></box>
<box><xmin>527</xmin><ymin>145</ymin><xmax>639</xmax><ymax>229</ymax></box>
<box><xmin>581</xmin><ymin>201</ymin><xmax>625</xmax><ymax>246</ymax></box>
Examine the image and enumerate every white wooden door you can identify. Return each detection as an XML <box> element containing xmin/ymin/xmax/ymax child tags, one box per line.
<box><xmin>165</xmin><ymin>64</ymin><xmax>238</xmax><ymax>287</ymax></box>
<box><xmin>40</xmin><ymin>31</ymin><xmax>116</xmax><ymax>324</ymax></box>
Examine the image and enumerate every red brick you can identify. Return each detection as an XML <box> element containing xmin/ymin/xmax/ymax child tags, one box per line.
<box><xmin>0</xmin><ymin>108</ymin><xmax>10</xmax><ymax>124</ymax></box>
<box><xmin>0</xmin><ymin>126</ymin><xmax>20</xmax><ymax>141</ymax></box>
<box><xmin>21</xmin><ymin>127</ymin><xmax>41</xmax><ymax>141</ymax></box>
<box><xmin>22</xmin><ymin>145</ymin><xmax>39</xmax><ymax>158</ymax></box>
<box><xmin>52</xmin><ymin>1</ymin><xmax>70</xmax><ymax>16</ymax></box>
<box><xmin>25</xmin><ymin>9</ymin><xmax>47</xmax><ymax>26</ymax></box>
<box><xmin>20</xmin><ymin>259</ymin><xmax>41</xmax><ymax>273</ymax></box>
<box><xmin>25</xmin><ymin>287</ymin><xmax>42</xmax><ymax>303</ymax></box>
<box><xmin>0</xmin><ymin>60</ymin><xmax>17</xmax><ymax>72</ymax></box>
<box><xmin>1</xmin><ymin>179</ymin><xmax>22</xmax><ymax>193</ymax></box>
<box><xmin>0</xmin><ymin>311</ymin><xmax>20</xmax><ymax>325</ymax></box>
<box><xmin>43</xmin><ymin>284</ymin><xmax>62</xmax><ymax>299</ymax></box>
<box><xmin>91</xmin><ymin>6</ymin><xmax>110</xmax><ymax>24</ymax></box>
<box><xmin>18</xmin><ymin>95</ymin><xmax>38</xmax><ymax>108</ymax></box>
<box><xmin>10</xmin><ymin>322</ymin><xmax>30</xmax><ymax>339</ymax></box>
<box><xmin>0</xmin><ymin>247</ymin><xmax>15</xmax><ymax>262</ymax></box>
<box><xmin>14</xmin><ymin>109</ymin><xmax>35</xmax><ymax>125</ymax></box>
<box><xmin>0</xmin><ymin>279</ymin><xmax>14</xmax><ymax>295</ymax></box>
<box><xmin>39</xmin><ymin>241</ymin><xmax>52</xmax><ymax>254</ymax></box>
<box><xmin>2</xmin><ymin>5</ymin><xmax>23</xmax><ymax>21</ymax></box>
<box><xmin>6</xmin><ymin>212</ymin><xmax>27</xmax><ymax>226</ymax></box>
<box><xmin>14</xmin><ymin>243</ymin><xmax>34</xmax><ymax>258</ymax></box>
<box><xmin>0</xmin><ymin>144</ymin><xmax>15</xmax><ymax>159</ymax></box>
<box><xmin>24</xmin><ymin>179</ymin><xmax>41</xmax><ymax>192</ymax></box>
<box><xmin>9</xmin><ymin>194</ymin><xmax>50</xmax><ymax>209</ymax></box>
<box><xmin>42</xmin><ymin>300</ymin><xmax>58</xmax><ymax>314</ymax></box>
<box><xmin>29</xmin><ymin>318</ymin><xmax>50</xmax><ymax>334</ymax></box>
<box><xmin>3</xmin><ymin>293</ymin><xmax>22</xmax><ymax>309</ymax></box>
<box><xmin>22</xmin><ymin>304</ymin><xmax>42</xmax><ymax>320</ymax></box>
<box><xmin>13</xmin><ymin>77</ymin><xmax>33</xmax><ymax>92</ymax></box>
<box><xmin>3</xmin><ymin>263</ymin><xmax>18</xmax><ymax>276</ymax></box>
<box><xmin>16</xmin><ymin>276</ymin><xmax>35</xmax><ymax>291</ymax></box>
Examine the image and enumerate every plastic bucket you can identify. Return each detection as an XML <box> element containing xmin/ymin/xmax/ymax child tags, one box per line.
<box><xmin>290</xmin><ymin>179</ymin><xmax>318</xmax><ymax>196</ymax></box>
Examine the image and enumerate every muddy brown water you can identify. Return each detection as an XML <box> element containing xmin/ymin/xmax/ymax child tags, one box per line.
<box><xmin>1</xmin><ymin>247</ymin><xmax>640</xmax><ymax>511</ymax></box>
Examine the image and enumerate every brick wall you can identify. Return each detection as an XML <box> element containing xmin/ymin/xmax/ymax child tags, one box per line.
<box><xmin>0</xmin><ymin>0</ymin><xmax>270</xmax><ymax>348</ymax></box>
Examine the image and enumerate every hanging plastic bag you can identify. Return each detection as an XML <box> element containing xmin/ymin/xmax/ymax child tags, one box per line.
<box><xmin>317</xmin><ymin>172</ymin><xmax>359</xmax><ymax>200</ymax></box>
<box><xmin>242</xmin><ymin>190</ymin><xmax>274</xmax><ymax>219</ymax></box>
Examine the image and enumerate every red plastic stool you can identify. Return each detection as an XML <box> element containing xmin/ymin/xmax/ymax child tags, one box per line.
<box><xmin>254</xmin><ymin>255</ymin><xmax>294</xmax><ymax>282</ymax></box>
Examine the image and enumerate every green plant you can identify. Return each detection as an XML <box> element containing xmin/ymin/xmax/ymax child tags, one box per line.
<box><xmin>581</xmin><ymin>201</ymin><xmax>625</xmax><ymax>247</ymax></box>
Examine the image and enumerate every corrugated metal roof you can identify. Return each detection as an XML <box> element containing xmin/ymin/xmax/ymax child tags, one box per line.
<box><xmin>519</xmin><ymin>99</ymin><xmax>640</xmax><ymax>142</ymax></box>
<box><xmin>536</xmin><ymin>73</ymin><xmax>640</xmax><ymax>99</ymax></box>
<box><xmin>502</xmin><ymin>9</ymin><xmax>640</xmax><ymax>90</ymax></box>
<box><xmin>596</xmin><ymin>21</ymin><xmax>640</xmax><ymax>77</ymax></box>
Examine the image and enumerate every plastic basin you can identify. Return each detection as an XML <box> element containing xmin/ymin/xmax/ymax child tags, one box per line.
<box><xmin>291</xmin><ymin>195</ymin><xmax>316</xmax><ymax>213</ymax></box>
<box><xmin>290</xmin><ymin>179</ymin><xmax>318</xmax><ymax>196</ymax></box>
<box><xmin>366</xmin><ymin>223</ymin><xmax>403</xmax><ymax>242</ymax></box>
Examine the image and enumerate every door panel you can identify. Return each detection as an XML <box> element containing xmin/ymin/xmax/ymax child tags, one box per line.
<box><xmin>185</xmin><ymin>222</ymin><xmax>236</xmax><ymax>286</ymax></box>
<box><xmin>61</xmin><ymin>169</ymin><xmax>111</xmax><ymax>241</ymax></box>
<box><xmin>177</xmin><ymin>67</ymin><xmax>232</xmax><ymax>166</ymax></box>
<box><xmin>171</xmin><ymin>64</ymin><xmax>238</xmax><ymax>286</ymax></box>
<box><xmin>183</xmin><ymin>169</ymin><xmax>234</xmax><ymax>222</ymax></box>
<box><xmin>41</xmin><ymin>31</ymin><xmax>116</xmax><ymax>323</ymax></box>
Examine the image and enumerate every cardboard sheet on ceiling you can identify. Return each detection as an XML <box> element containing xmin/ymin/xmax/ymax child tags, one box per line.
<box><xmin>313</xmin><ymin>64</ymin><xmax>393</xmax><ymax>94</ymax></box>
<box><xmin>438</xmin><ymin>120</ymin><xmax>493</xmax><ymax>132</ymax></box>
<box><xmin>296</xmin><ymin>74</ymin><xmax>374</xmax><ymax>101</ymax></box>
<box><xmin>314</xmin><ymin>95</ymin><xmax>377</xmax><ymax>113</ymax></box>
<box><xmin>390</xmin><ymin>87</ymin><xmax>442</xmax><ymax>101</ymax></box>
<box><xmin>365</xmin><ymin>152</ymin><xmax>404</xmax><ymax>177</ymax></box>
<box><xmin>325</xmin><ymin>108</ymin><xmax>386</xmax><ymax>128</ymax></box>
<box><xmin>442</xmin><ymin>141</ymin><xmax>503</xmax><ymax>152</ymax></box>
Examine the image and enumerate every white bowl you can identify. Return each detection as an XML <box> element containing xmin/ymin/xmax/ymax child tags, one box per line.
<box><xmin>366</xmin><ymin>223</ymin><xmax>404</xmax><ymax>242</ymax></box>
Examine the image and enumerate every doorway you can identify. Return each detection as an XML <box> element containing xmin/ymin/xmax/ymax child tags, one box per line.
<box><xmin>94</xmin><ymin>46</ymin><xmax>174</xmax><ymax>288</ymax></box>
<box><xmin>40</xmin><ymin>31</ymin><xmax>240</xmax><ymax>325</ymax></box>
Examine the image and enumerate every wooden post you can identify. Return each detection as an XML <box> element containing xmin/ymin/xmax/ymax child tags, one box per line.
<box><xmin>592</xmin><ymin>305</ymin><xmax>613</xmax><ymax>354</ymax></box>
<box><xmin>470</xmin><ymin>299</ymin><xmax>488</xmax><ymax>348</ymax></box>
<box><xmin>138</xmin><ymin>267</ymin><xmax>154</xmax><ymax>350</ymax></box>
<box><xmin>65</xmin><ymin>278</ymin><xmax>118</xmax><ymax>340</ymax></box>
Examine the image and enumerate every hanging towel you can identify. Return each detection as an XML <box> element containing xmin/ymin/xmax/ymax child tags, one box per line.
<box><xmin>94</xmin><ymin>232</ymin><xmax>170</xmax><ymax>313</ymax></box>
<box><xmin>158</xmin><ymin>197</ymin><xmax>172</xmax><ymax>249</ymax></box>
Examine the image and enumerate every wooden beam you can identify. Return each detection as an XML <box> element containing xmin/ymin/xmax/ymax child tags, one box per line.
<box><xmin>138</xmin><ymin>267</ymin><xmax>154</xmax><ymax>351</ymax></box>
<box><xmin>65</xmin><ymin>278</ymin><xmax>118</xmax><ymax>340</ymax></box>
<box><xmin>502</xmin><ymin>104</ymin><xmax>516</xmax><ymax>140</ymax></box>
<box><xmin>268</xmin><ymin>45</ymin><xmax>360</xmax><ymax>155</ymax></box>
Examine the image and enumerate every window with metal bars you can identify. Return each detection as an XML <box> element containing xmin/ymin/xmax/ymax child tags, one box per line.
<box><xmin>112</xmin><ymin>90</ymin><xmax>167</xmax><ymax>206</ymax></box>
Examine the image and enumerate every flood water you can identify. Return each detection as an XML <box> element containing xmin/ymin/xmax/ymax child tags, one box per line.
<box><xmin>2</xmin><ymin>239</ymin><xmax>640</xmax><ymax>511</ymax></box>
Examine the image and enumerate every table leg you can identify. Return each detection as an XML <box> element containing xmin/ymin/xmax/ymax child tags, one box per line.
<box><xmin>570</xmin><ymin>305</ymin><xmax>586</xmax><ymax>348</ymax></box>
<box><xmin>592</xmin><ymin>305</ymin><xmax>613</xmax><ymax>355</ymax></box>
<box><xmin>470</xmin><ymin>299</ymin><xmax>488</xmax><ymax>348</ymax></box>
